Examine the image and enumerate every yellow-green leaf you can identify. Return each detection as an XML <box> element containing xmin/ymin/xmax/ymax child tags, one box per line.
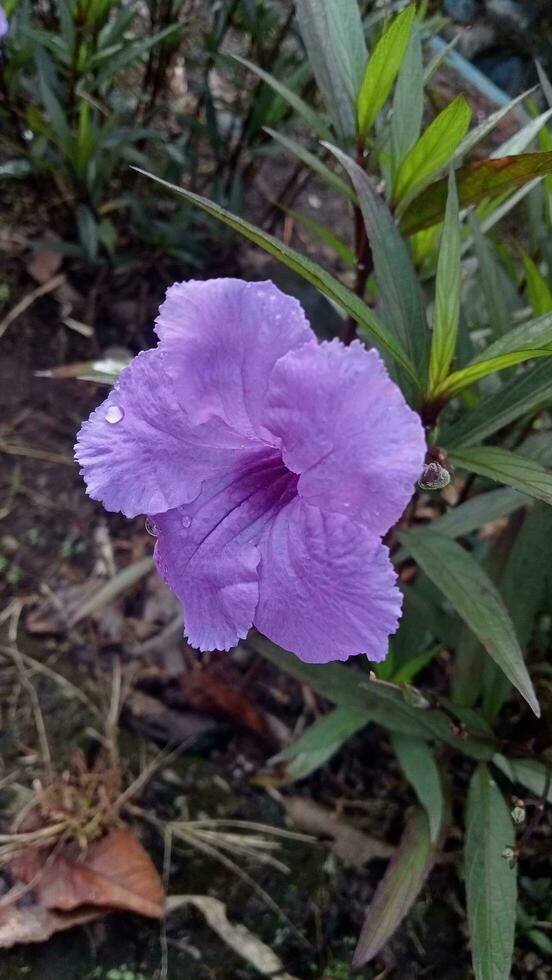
<box><xmin>393</xmin><ymin>95</ymin><xmax>472</xmax><ymax>205</ymax></box>
<box><xmin>356</xmin><ymin>4</ymin><xmax>415</xmax><ymax>139</ymax></box>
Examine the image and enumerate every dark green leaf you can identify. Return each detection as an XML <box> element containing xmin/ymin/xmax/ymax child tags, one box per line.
<box><xmin>356</xmin><ymin>4</ymin><xmax>415</xmax><ymax>139</ymax></box>
<box><xmin>473</xmin><ymin>309</ymin><xmax>552</xmax><ymax>362</ymax></box>
<box><xmin>295</xmin><ymin>0</ymin><xmax>365</xmax><ymax>138</ymax></box>
<box><xmin>134</xmin><ymin>168</ymin><xmax>417</xmax><ymax>381</ymax></box>
<box><xmin>493</xmin><ymin>754</ymin><xmax>552</xmax><ymax>804</ymax></box>
<box><xmin>468</xmin><ymin>213</ymin><xmax>511</xmax><ymax>338</ymax></box>
<box><xmin>254</xmin><ymin>636</ymin><xmax>496</xmax><ymax>759</ymax></box>
<box><xmin>391</xmin><ymin>22</ymin><xmax>423</xmax><ymax>168</ymax></box>
<box><xmin>269</xmin><ymin>706</ymin><xmax>368</xmax><ymax>785</ymax></box>
<box><xmin>230</xmin><ymin>54</ymin><xmax>331</xmax><ymax>139</ymax></box>
<box><xmin>465</xmin><ymin>764</ymin><xmax>517</xmax><ymax>980</ymax></box>
<box><xmin>429</xmin><ymin>171</ymin><xmax>461</xmax><ymax>393</ymax></box>
<box><xmin>264</xmin><ymin>128</ymin><xmax>355</xmax><ymax>201</ymax></box>
<box><xmin>398</xmin><ymin>531</ymin><xmax>540</xmax><ymax>716</ymax></box>
<box><xmin>353</xmin><ymin>808</ymin><xmax>438</xmax><ymax>967</ymax></box>
<box><xmin>449</xmin><ymin>446</ymin><xmax>552</xmax><ymax>506</ymax></box>
<box><xmin>442</xmin><ymin>357</ymin><xmax>552</xmax><ymax>447</ymax></box>
<box><xmin>391</xmin><ymin>734</ymin><xmax>444</xmax><ymax>842</ymax></box>
<box><xmin>325</xmin><ymin>143</ymin><xmax>428</xmax><ymax>383</ymax></box>
<box><xmin>401</xmin><ymin>151</ymin><xmax>552</xmax><ymax>235</ymax></box>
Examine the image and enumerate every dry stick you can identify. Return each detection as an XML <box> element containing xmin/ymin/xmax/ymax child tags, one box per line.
<box><xmin>0</xmin><ymin>273</ymin><xmax>66</xmax><ymax>340</ymax></box>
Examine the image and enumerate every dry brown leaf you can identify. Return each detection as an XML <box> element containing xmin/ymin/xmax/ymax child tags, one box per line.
<box><xmin>167</xmin><ymin>894</ymin><xmax>299</xmax><ymax>979</ymax></box>
<box><xmin>284</xmin><ymin>797</ymin><xmax>393</xmax><ymax>866</ymax></box>
<box><xmin>11</xmin><ymin>828</ymin><xmax>164</xmax><ymax>919</ymax></box>
<box><xmin>180</xmin><ymin>667</ymin><xmax>271</xmax><ymax>741</ymax></box>
<box><xmin>0</xmin><ymin>902</ymin><xmax>102</xmax><ymax>949</ymax></box>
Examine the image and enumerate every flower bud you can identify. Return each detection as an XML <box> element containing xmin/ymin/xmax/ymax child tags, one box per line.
<box><xmin>418</xmin><ymin>461</ymin><xmax>451</xmax><ymax>491</ymax></box>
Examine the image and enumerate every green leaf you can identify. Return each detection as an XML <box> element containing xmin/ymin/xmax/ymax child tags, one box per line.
<box><xmin>295</xmin><ymin>0</ymin><xmax>365</xmax><ymax>138</ymax></box>
<box><xmin>468</xmin><ymin>213</ymin><xmax>511</xmax><ymax>338</ymax></box>
<box><xmin>391</xmin><ymin>22</ymin><xmax>423</xmax><ymax>169</ymax></box>
<box><xmin>493</xmin><ymin>754</ymin><xmax>552</xmax><ymax>804</ymax></box>
<box><xmin>465</xmin><ymin>764</ymin><xmax>517</xmax><ymax>980</ymax></box>
<box><xmin>521</xmin><ymin>250</ymin><xmax>552</xmax><ymax>316</ymax></box>
<box><xmin>264</xmin><ymin>127</ymin><xmax>355</xmax><ymax>201</ymax></box>
<box><xmin>442</xmin><ymin>357</ymin><xmax>552</xmax><ymax>447</ymax></box>
<box><xmin>472</xmin><ymin>309</ymin><xmax>552</xmax><ymax>362</ymax></box>
<box><xmin>254</xmin><ymin>636</ymin><xmax>496</xmax><ymax>759</ymax></box>
<box><xmin>397</xmin><ymin>530</ymin><xmax>540</xmax><ymax>716</ymax></box>
<box><xmin>229</xmin><ymin>54</ymin><xmax>331</xmax><ymax>139</ymax></box>
<box><xmin>393</xmin><ymin>95</ymin><xmax>472</xmax><ymax>205</ymax></box>
<box><xmin>451</xmin><ymin>89</ymin><xmax>537</xmax><ymax>166</ymax></box>
<box><xmin>353</xmin><ymin>808</ymin><xmax>437</xmax><ymax>967</ymax></box>
<box><xmin>393</xmin><ymin>488</ymin><xmax>526</xmax><ymax>566</ymax></box>
<box><xmin>401</xmin><ymin>151</ymin><xmax>552</xmax><ymax>235</ymax></box>
<box><xmin>324</xmin><ymin>143</ymin><xmax>428</xmax><ymax>383</ymax></box>
<box><xmin>435</xmin><ymin>349</ymin><xmax>552</xmax><ymax>399</ymax></box>
<box><xmin>268</xmin><ymin>706</ymin><xmax>369</xmax><ymax>785</ymax></box>
<box><xmin>449</xmin><ymin>446</ymin><xmax>552</xmax><ymax>507</ymax></box>
<box><xmin>134</xmin><ymin>168</ymin><xmax>418</xmax><ymax>382</ymax></box>
<box><xmin>356</xmin><ymin>4</ymin><xmax>416</xmax><ymax>139</ymax></box>
<box><xmin>283</xmin><ymin>208</ymin><xmax>355</xmax><ymax>269</ymax></box>
<box><xmin>429</xmin><ymin>171</ymin><xmax>461</xmax><ymax>393</ymax></box>
<box><xmin>391</xmin><ymin>734</ymin><xmax>444</xmax><ymax>842</ymax></box>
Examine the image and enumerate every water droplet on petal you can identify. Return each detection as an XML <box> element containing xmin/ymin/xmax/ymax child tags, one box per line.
<box><xmin>145</xmin><ymin>517</ymin><xmax>158</xmax><ymax>537</ymax></box>
<box><xmin>105</xmin><ymin>404</ymin><xmax>124</xmax><ymax>424</ymax></box>
<box><xmin>181</xmin><ymin>515</ymin><xmax>192</xmax><ymax>529</ymax></box>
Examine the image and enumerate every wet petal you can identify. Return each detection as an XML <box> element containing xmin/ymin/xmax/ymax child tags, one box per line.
<box><xmin>153</xmin><ymin>453</ymin><xmax>297</xmax><ymax>651</ymax></box>
<box><xmin>254</xmin><ymin>498</ymin><xmax>401</xmax><ymax>663</ymax></box>
<box><xmin>155</xmin><ymin>278</ymin><xmax>314</xmax><ymax>439</ymax></box>
<box><xmin>262</xmin><ymin>339</ymin><xmax>426</xmax><ymax>535</ymax></box>
<box><xmin>75</xmin><ymin>347</ymin><xmax>265</xmax><ymax>519</ymax></box>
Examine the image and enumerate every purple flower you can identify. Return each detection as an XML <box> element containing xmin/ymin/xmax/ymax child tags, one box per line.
<box><xmin>75</xmin><ymin>278</ymin><xmax>425</xmax><ymax>663</ymax></box>
<box><xmin>0</xmin><ymin>6</ymin><xmax>8</xmax><ymax>39</ymax></box>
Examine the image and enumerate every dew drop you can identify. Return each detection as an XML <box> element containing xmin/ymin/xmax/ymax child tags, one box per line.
<box><xmin>105</xmin><ymin>404</ymin><xmax>124</xmax><ymax>425</ymax></box>
<box><xmin>145</xmin><ymin>517</ymin><xmax>158</xmax><ymax>537</ymax></box>
<box><xmin>181</xmin><ymin>515</ymin><xmax>192</xmax><ymax>529</ymax></box>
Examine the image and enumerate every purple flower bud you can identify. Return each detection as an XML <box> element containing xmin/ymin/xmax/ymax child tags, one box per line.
<box><xmin>0</xmin><ymin>6</ymin><xmax>8</xmax><ymax>40</ymax></box>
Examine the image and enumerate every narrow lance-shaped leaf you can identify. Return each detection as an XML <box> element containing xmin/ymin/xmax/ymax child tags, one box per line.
<box><xmin>283</xmin><ymin>207</ymin><xmax>355</xmax><ymax>269</ymax></box>
<box><xmin>353</xmin><ymin>807</ymin><xmax>439</xmax><ymax>967</ymax></box>
<box><xmin>390</xmin><ymin>734</ymin><xmax>444</xmax><ymax>843</ymax></box>
<box><xmin>398</xmin><ymin>530</ymin><xmax>540</xmax><ymax>716</ymax></box>
<box><xmin>356</xmin><ymin>4</ymin><xmax>416</xmax><ymax>139</ymax></box>
<box><xmin>520</xmin><ymin>249</ymin><xmax>552</xmax><ymax>316</ymax></box>
<box><xmin>324</xmin><ymin>143</ymin><xmax>428</xmax><ymax>384</ymax></box>
<box><xmin>468</xmin><ymin>213</ymin><xmax>511</xmax><ymax>338</ymax></box>
<box><xmin>229</xmin><ymin>54</ymin><xmax>331</xmax><ymax>140</ymax></box>
<box><xmin>471</xmin><ymin>308</ymin><xmax>552</xmax><ymax>362</ymax></box>
<box><xmin>433</xmin><ymin>348</ymin><xmax>552</xmax><ymax>399</ymax></box>
<box><xmin>295</xmin><ymin>0</ymin><xmax>363</xmax><ymax>139</ymax></box>
<box><xmin>264</xmin><ymin>127</ymin><xmax>355</xmax><ymax>201</ymax></box>
<box><xmin>393</xmin><ymin>95</ymin><xmax>472</xmax><ymax>206</ymax></box>
<box><xmin>429</xmin><ymin>171</ymin><xmax>461</xmax><ymax>393</ymax></box>
<box><xmin>134</xmin><ymin>169</ymin><xmax>418</xmax><ymax>383</ymax></box>
<box><xmin>401</xmin><ymin>150</ymin><xmax>552</xmax><ymax>235</ymax></box>
<box><xmin>465</xmin><ymin>765</ymin><xmax>517</xmax><ymax>980</ymax></box>
<box><xmin>449</xmin><ymin>445</ymin><xmax>552</xmax><ymax>507</ymax></box>
<box><xmin>391</xmin><ymin>21</ymin><xmax>423</xmax><ymax>169</ymax></box>
<box><xmin>442</xmin><ymin>357</ymin><xmax>552</xmax><ymax>447</ymax></box>
<box><xmin>267</xmin><ymin>706</ymin><xmax>369</xmax><ymax>785</ymax></box>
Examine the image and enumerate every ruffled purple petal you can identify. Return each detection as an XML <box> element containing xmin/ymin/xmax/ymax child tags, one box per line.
<box><xmin>153</xmin><ymin>452</ymin><xmax>298</xmax><ymax>651</ymax></box>
<box><xmin>75</xmin><ymin>347</ymin><xmax>266</xmax><ymax>519</ymax></box>
<box><xmin>254</xmin><ymin>498</ymin><xmax>401</xmax><ymax>663</ymax></box>
<box><xmin>155</xmin><ymin>278</ymin><xmax>314</xmax><ymax>440</ymax></box>
<box><xmin>261</xmin><ymin>339</ymin><xmax>426</xmax><ymax>535</ymax></box>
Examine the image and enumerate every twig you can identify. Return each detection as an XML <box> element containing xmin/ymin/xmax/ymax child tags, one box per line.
<box><xmin>0</xmin><ymin>273</ymin><xmax>65</xmax><ymax>339</ymax></box>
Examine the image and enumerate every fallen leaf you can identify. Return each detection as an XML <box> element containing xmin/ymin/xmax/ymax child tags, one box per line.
<box><xmin>180</xmin><ymin>666</ymin><xmax>271</xmax><ymax>741</ymax></box>
<box><xmin>0</xmin><ymin>903</ymin><xmax>102</xmax><ymax>949</ymax></box>
<box><xmin>11</xmin><ymin>828</ymin><xmax>164</xmax><ymax>919</ymax></box>
<box><xmin>283</xmin><ymin>797</ymin><xmax>393</xmax><ymax>866</ymax></box>
<box><xmin>167</xmin><ymin>894</ymin><xmax>299</xmax><ymax>979</ymax></box>
<box><xmin>123</xmin><ymin>688</ymin><xmax>218</xmax><ymax>745</ymax></box>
